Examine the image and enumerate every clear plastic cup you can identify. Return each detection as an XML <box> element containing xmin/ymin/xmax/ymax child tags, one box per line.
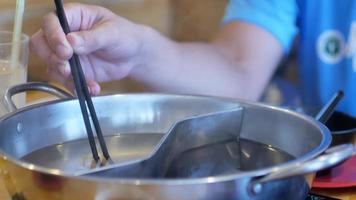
<box><xmin>0</xmin><ymin>31</ymin><xmax>29</xmax><ymax>117</ymax></box>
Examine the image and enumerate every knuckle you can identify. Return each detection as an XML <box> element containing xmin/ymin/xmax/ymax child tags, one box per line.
<box><xmin>84</xmin><ymin>34</ymin><xmax>96</xmax><ymax>47</ymax></box>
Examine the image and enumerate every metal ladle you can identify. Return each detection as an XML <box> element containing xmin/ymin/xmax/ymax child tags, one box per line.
<box><xmin>315</xmin><ymin>91</ymin><xmax>344</xmax><ymax>124</ymax></box>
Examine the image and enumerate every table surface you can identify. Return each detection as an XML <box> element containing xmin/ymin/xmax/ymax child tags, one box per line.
<box><xmin>0</xmin><ymin>91</ymin><xmax>355</xmax><ymax>200</ymax></box>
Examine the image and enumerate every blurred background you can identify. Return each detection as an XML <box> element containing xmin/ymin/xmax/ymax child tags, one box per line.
<box><xmin>0</xmin><ymin>0</ymin><xmax>229</xmax><ymax>94</ymax></box>
<box><xmin>0</xmin><ymin>0</ymin><xmax>299</xmax><ymax>106</ymax></box>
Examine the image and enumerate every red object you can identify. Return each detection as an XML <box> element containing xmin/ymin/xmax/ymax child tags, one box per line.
<box><xmin>312</xmin><ymin>155</ymin><xmax>356</xmax><ymax>188</ymax></box>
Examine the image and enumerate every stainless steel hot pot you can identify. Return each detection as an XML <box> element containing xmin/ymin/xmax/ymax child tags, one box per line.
<box><xmin>0</xmin><ymin>83</ymin><xmax>354</xmax><ymax>200</ymax></box>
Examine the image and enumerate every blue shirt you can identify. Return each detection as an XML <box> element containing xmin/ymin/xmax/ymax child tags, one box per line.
<box><xmin>224</xmin><ymin>0</ymin><xmax>356</xmax><ymax>117</ymax></box>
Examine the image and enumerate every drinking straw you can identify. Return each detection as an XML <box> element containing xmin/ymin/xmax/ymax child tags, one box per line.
<box><xmin>10</xmin><ymin>0</ymin><xmax>26</xmax><ymax>70</ymax></box>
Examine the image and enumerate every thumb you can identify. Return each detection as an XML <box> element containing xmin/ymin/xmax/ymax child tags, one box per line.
<box><xmin>67</xmin><ymin>26</ymin><xmax>110</xmax><ymax>55</ymax></box>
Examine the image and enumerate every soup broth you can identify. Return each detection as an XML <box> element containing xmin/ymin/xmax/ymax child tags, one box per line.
<box><xmin>21</xmin><ymin>133</ymin><xmax>295</xmax><ymax>178</ymax></box>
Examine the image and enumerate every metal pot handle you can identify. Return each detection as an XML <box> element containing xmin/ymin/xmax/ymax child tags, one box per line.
<box><xmin>249</xmin><ymin>144</ymin><xmax>356</xmax><ymax>194</ymax></box>
<box><xmin>4</xmin><ymin>82</ymin><xmax>73</xmax><ymax>112</ymax></box>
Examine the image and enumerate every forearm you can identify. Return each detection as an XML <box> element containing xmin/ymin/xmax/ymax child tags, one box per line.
<box><xmin>31</xmin><ymin>3</ymin><xmax>282</xmax><ymax>99</ymax></box>
<box><xmin>131</xmin><ymin>23</ymin><xmax>282</xmax><ymax>101</ymax></box>
<box><xmin>133</xmin><ymin>40</ymin><xmax>255</xmax><ymax>100</ymax></box>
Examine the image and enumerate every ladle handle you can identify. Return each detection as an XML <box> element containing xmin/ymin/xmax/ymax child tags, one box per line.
<box><xmin>4</xmin><ymin>82</ymin><xmax>73</xmax><ymax>112</ymax></box>
<box><xmin>315</xmin><ymin>91</ymin><xmax>344</xmax><ymax>124</ymax></box>
<box><xmin>249</xmin><ymin>144</ymin><xmax>356</xmax><ymax>195</ymax></box>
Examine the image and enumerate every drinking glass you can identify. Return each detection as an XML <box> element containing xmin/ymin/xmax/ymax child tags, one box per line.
<box><xmin>0</xmin><ymin>31</ymin><xmax>29</xmax><ymax>117</ymax></box>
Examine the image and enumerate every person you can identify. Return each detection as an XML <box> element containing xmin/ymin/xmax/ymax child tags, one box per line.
<box><xmin>30</xmin><ymin>1</ymin><xmax>356</xmax><ymax>117</ymax></box>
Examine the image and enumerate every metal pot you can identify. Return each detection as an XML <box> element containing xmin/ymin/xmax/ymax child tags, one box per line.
<box><xmin>290</xmin><ymin>107</ymin><xmax>356</xmax><ymax>147</ymax></box>
<box><xmin>0</xmin><ymin>83</ymin><xmax>354</xmax><ymax>200</ymax></box>
<box><xmin>326</xmin><ymin>111</ymin><xmax>356</xmax><ymax>146</ymax></box>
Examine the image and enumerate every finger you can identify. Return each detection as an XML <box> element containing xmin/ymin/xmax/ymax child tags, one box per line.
<box><xmin>41</xmin><ymin>12</ymin><xmax>73</xmax><ymax>60</ymax></box>
<box><xmin>87</xmin><ymin>79</ymin><xmax>101</xmax><ymax>95</ymax></box>
<box><xmin>31</xmin><ymin>30</ymin><xmax>72</xmax><ymax>78</ymax></box>
<box><xmin>41</xmin><ymin>3</ymin><xmax>112</xmax><ymax>58</ymax></box>
<box><xmin>55</xmin><ymin>60</ymin><xmax>71</xmax><ymax>78</ymax></box>
<box><xmin>48</xmin><ymin>67</ymin><xmax>100</xmax><ymax>96</ymax></box>
<box><xmin>48</xmin><ymin>67</ymin><xmax>75</xmax><ymax>92</ymax></box>
<box><xmin>63</xmin><ymin>3</ymin><xmax>116</xmax><ymax>31</ymax></box>
<box><xmin>67</xmin><ymin>25</ymin><xmax>113</xmax><ymax>55</ymax></box>
<box><xmin>30</xmin><ymin>30</ymin><xmax>55</xmax><ymax>64</ymax></box>
<box><xmin>47</xmin><ymin>52</ymin><xmax>71</xmax><ymax>78</ymax></box>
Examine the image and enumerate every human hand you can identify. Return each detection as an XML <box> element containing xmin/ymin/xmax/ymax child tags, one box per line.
<box><xmin>31</xmin><ymin>3</ymin><xmax>147</xmax><ymax>94</ymax></box>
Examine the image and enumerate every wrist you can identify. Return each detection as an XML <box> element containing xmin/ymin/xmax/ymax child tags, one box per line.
<box><xmin>130</xmin><ymin>24</ymin><xmax>170</xmax><ymax>80</ymax></box>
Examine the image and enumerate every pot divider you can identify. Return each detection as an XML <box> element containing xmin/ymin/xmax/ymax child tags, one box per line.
<box><xmin>77</xmin><ymin>107</ymin><xmax>245</xmax><ymax>178</ymax></box>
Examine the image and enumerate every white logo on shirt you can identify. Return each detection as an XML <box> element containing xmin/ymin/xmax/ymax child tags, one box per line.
<box><xmin>317</xmin><ymin>22</ymin><xmax>356</xmax><ymax>72</ymax></box>
<box><xmin>317</xmin><ymin>30</ymin><xmax>345</xmax><ymax>64</ymax></box>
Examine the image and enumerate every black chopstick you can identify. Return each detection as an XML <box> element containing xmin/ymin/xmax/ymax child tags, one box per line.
<box><xmin>54</xmin><ymin>0</ymin><xmax>110</xmax><ymax>162</ymax></box>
